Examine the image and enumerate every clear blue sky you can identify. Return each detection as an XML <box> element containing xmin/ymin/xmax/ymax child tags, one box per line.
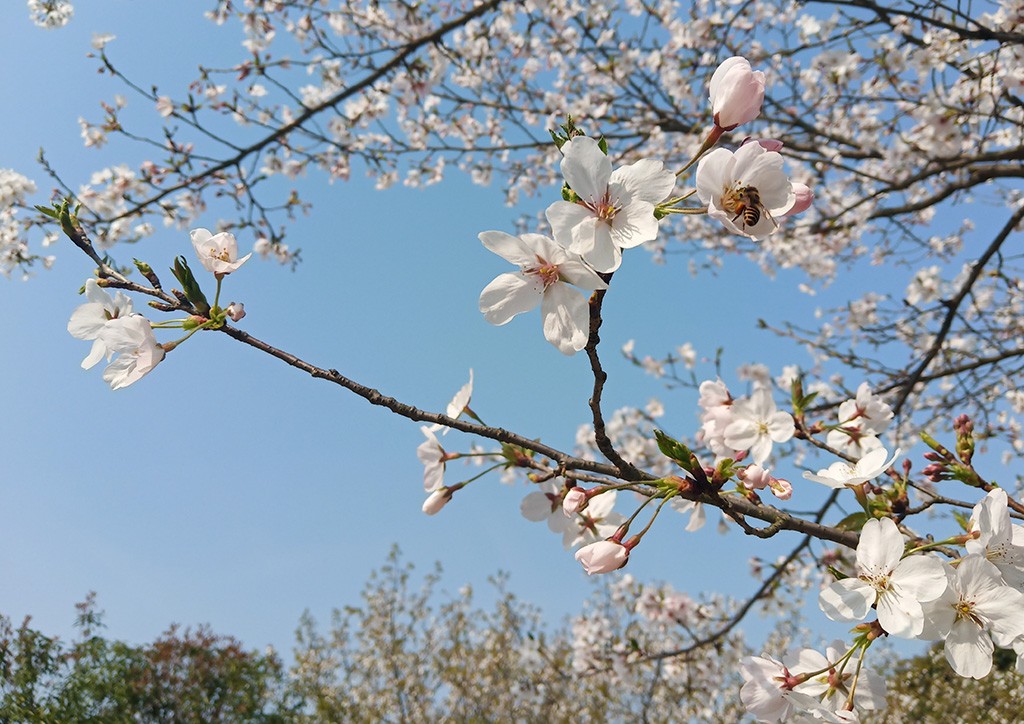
<box><xmin>1</xmin><ymin>2</ymin><xmax>927</xmax><ymax>659</ymax></box>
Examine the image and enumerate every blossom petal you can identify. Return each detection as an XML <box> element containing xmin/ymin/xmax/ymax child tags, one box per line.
<box><xmin>560</xmin><ymin>136</ymin><xmax>611</xmax><ymax>204</ymax></box>
<box><xmin>610</xmin><ymin>158</ymin><xmax>676</xmax><ymax>204</ymax></box>
<box><xmin>541</xmin><ymin>283</ymin><xmax>589</xmax><ymax>354</ymax></box>
<box><xmin>479</xmin><ymin>272</ymin><xmax>543</xmax><ymax>325</ymax></box>
<box><xmin>856</xmin><ymin>518</ymin><xmax>904</xmax><ymax>578</ymax></box>
<box><xmin>818</xmin><ymin>578</ymin><xmax>874</xmax><ymax>622</ymax></box>
<box><xmin>945</xmin><ymin>619</ymin><xmax>994</xmax><ymax>679</ymax></box>
<box><xmin>479</xmin><ymin>230</ymin><xmax>536</xmax><ymax>267</ymax></box>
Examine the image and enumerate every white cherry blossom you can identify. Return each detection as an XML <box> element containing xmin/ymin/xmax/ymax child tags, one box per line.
<box><xmin>803</xmin><ymin>447</ymin><xmax>901</xmax><ymax>489</ymax></box>
<box><xmin>190</xmin><ymin>227</ymin><xmax>252</xmax><ymax>275</ymax></box>
<box><xmin>416</xmin><ymin>426</ymin><xmax>447</xmax><ymax>492</ymax></box>
<box><xmin>723</xmin><ymin>388</ymin><xmax>794</xmax><ymax>464</ymax></box>
<box><xmin>545</xmin><ymin>136</ymin><xmax>676</xmax><ymax>273</ymax></box>
<box><xmin>67</xmin><ymin>279</ymin><xmax>134</xmax><ymax>369</ymax></box>
<box><xmin>478</xmin><ymin>230</ymin><xmax>606</xmax><ymax>355</ymax></box>
<box><xmin>965</xmin><ymin>488</ymin><xmax>1024</xmax><ymax>588</ymax></box>
<box><xmin>98</xmin><ymin>315</ymin><xmax>166</xmax><ymax>390</ymax></box>
<box><xmin>695</xmin><ymin>142</ymin><xmax>795</xmax><ymax>240</ymax></box>
<box><xmin>819</xmin><ymin>517</ymin><xmax>947</xmax><ymax>637</ymax></box>
<box><xmin>919</xmin><ymin>555</ymin><xmax>1024</xmax><ymax>679</ymax></box>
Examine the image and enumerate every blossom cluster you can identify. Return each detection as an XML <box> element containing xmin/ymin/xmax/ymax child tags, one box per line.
<box><xmin>67</xmin><ymin>227</ymin><xmax>251</xmax><ymax>389</ymax></box>
<box><xmin>479</xmin><ymin>57</ymin><xmax>805</xmax><ymax>355</ymax></box>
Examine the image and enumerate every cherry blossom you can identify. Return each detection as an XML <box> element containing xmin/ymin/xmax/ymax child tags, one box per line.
<box><xmin>709</xmin><ymin>56</ymin><xmax>766</xmax><ymax>130</ymax></box>
<box><xmin>723</xmin><ymin>388</ymin><xmax>794</xmax><ymax>464</ymax></box>
<box><xmin>563</xmin><ymin>490</ymin><xmax>624</xmax><ymax>549</ymax></box>
<box><xmin>797</xmin><ymin>642</ymin><xmax>887</xmax><ymax>714</ymax></box>
<box><xmin>67</xmin><ymin>279</ymin><xmax>134</xmax><ymax>369</ymax></box>
<box><xmin>416</xmin><ymin>426</ymin><xmax>447</xmax><ymax>492</ymax></box>
<box><xmin>739</xmin><ymin>654</ymin><xmax>832</xmax><ymax>722</ymax></box>
<box><xmin>819</xmin><ymin>517</ymin><xmax>947</xmax><ymax>637</ymax></box>
<box><xmin>574</xmin><ymin>540</ymin><xmax>628</xmax><ymax>575</ymax></box>
<box><xmin>545</xmin><ymin>136</ymin><xmax>676</xmax><ymax>273</ymax></box>
<box><xmin>478</xmin><ymin>230</ymin><xmax>606</xmax><ymax>355</ymax></box>
<box><xmin>918</xmin><ymin>555</ymin><xmax>1024</xmax><ymax>679</ymax></box>
<box><xmin>803</xmin><ymin>447</ymin><xmax>901</xmax><ymax>489</ymax></box>
<box><xmin>521</xmin><ymin>479</ymin><xmax>572</xmax><ymax>537</ymax></box>
<box><xmin>695</xmin><ymin>142</ymin><xmax>795</xmax><ymax>240</ymax></box>
<box><xmin>190</xmin><ymin>228</ymin><xmax>252</xmax><ymax>276</ymax></box>
<box><xmin>97</xmin><ymin>315</ymin><xmax>166</xmax><ymax>390</ymax></box>
<box><xmin>965</xmin><ymin>488</ymin><xmax>1024</xmax><ymax>588</ymax></box>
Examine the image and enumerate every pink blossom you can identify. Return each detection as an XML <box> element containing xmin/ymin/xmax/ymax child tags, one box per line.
<box><xmin>562</xmin><ymin>487</ymin><xmax>587</xmax><ymax>516</ymax></box>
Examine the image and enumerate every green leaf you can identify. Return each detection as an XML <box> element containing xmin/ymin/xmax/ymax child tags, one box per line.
<box><xmin>835</xmin><ymin>511</ymin><xmax>869</xmax><ymax>532</ymax></box>
<box><xmin>170</xmin><ymin>256</ymin><xmax>210</xmax><ymax>316</ymax></box>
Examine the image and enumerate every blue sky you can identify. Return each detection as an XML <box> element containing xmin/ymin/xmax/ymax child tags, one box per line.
<box><xmin>0</xmin><ymin>2</ymin><xmax>938</xmax><ymax>661</ymax></box>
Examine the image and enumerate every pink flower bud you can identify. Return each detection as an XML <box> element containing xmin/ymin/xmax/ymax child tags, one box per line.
<box><xmin>709</xmin><ymin>57</ymin><xmax>766</xmax><ymax>131</ymax></box>
<box><xmin>562</xmin><ymin>487</ymin><xmax>587</xmax><ymax>516</ymax></box>
<box><xmin>574</xmin><ymin>540</ymin><xmax>629</xmax><ymax>575</ymax></box>
<box><xmin>783</xmin><ymin>183</ymin><xmax>813</xmax><ymax>216</ymax></box>
<box><xmin>422</xmin><ymin>488</ymin><xmax>452</xmax><ymax>515</ymax></box>
<box><xmin>738</xmin><ymin>463</ymin><xmax>772</xmax><ymax>490</ymax></box>
<box><xmin>225</xmin><ymin>302</ymin><xmax>246</xmax><ymax>322</ymax></box>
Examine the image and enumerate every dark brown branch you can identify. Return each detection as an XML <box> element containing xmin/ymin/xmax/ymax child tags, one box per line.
<box><xmin>584</xmin><ymin>284</ymin><xmax>643</xmax><ymax>481</ymax></box>
<box><xmin>891</xmin><ymin>204</ymin><xmax>1024</xmax><ymax>414</ymax></box>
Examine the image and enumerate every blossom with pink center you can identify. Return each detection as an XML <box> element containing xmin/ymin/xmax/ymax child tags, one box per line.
<box><xmin>545</xmin><ymin>136</ymin><xmax>676</xmax><ymax>273</ymax></box>
<box><xmin>919</xmin><ymin>555</ymin><xmax>1024</xmax><ymax>679</ymax></box>
<box><xmin>709</xmin><ymin>57</ymin><xmax>766</xmax><ymax>130</ymax></box>
<box><xmin>190</xmin><ymin>227</ymin><xmax>252</xmax><ymax>275</ymax></box>
<box><xmin>723</xmin><ymin>388</ymin><xmax>794</xmax><ymax>465</ymax></box>
<box><xmin>479</xmin><ymin>230</ymin><xmax>606</xmax><ymax>355</ymax></box>
<box><xmin>797</xmin><ymin>642</ymin><xmax>887</xmax><ymax>714</ymax></box>
<box><xmin>695</xmin><ymin>142</ymin><xmax>795</xmax><ymax>240</ymax></box>
<box><xmin>739</xmin><ymin>654</ymin><xmax>833</xmax><ymax>722</ymax></box>
<box><xmin>574</xmin><ymin>539</ymin><xmax>628</xmax><ymax>575</ymax></box>
<box><xmin>562</xmin><ymin>490</ymin><xmax>624</xmax><ymax>549</ymax></box>
<box><xmin>819</xmin><ymin>517</ymin><xmax>947</xmax><ymax>637</ymax></box>
<box><xmin>965</xmin><ymin>488</ymin><xmax>1024</xmax><ymax>588</ymax></box>
<box><xmin>521</xmin><ymin>479</ymin><xmax>573</xmax><ymax>538</ymax></box>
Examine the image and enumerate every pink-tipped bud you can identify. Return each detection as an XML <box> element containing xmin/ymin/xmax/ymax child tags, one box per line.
<box><xmin>738</xmin><ymin>463</ymin><xmax>772</xmax><ymax>490</ymax></box>
<box><xmin>562</xmin><ymin>487</ymin><xmax>587</xmax><ymax>516</ymax></box>
<box><xmin>709</xmin><ymin>56</ymin><xmax>766</xmax><ymax>130</ymax></box>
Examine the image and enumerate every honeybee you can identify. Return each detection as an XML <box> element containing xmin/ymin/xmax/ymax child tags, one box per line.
<box><xmin>722</xmin><ymin>185</ymin><xmax>776</xmax><ymax>232</ymax></box>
